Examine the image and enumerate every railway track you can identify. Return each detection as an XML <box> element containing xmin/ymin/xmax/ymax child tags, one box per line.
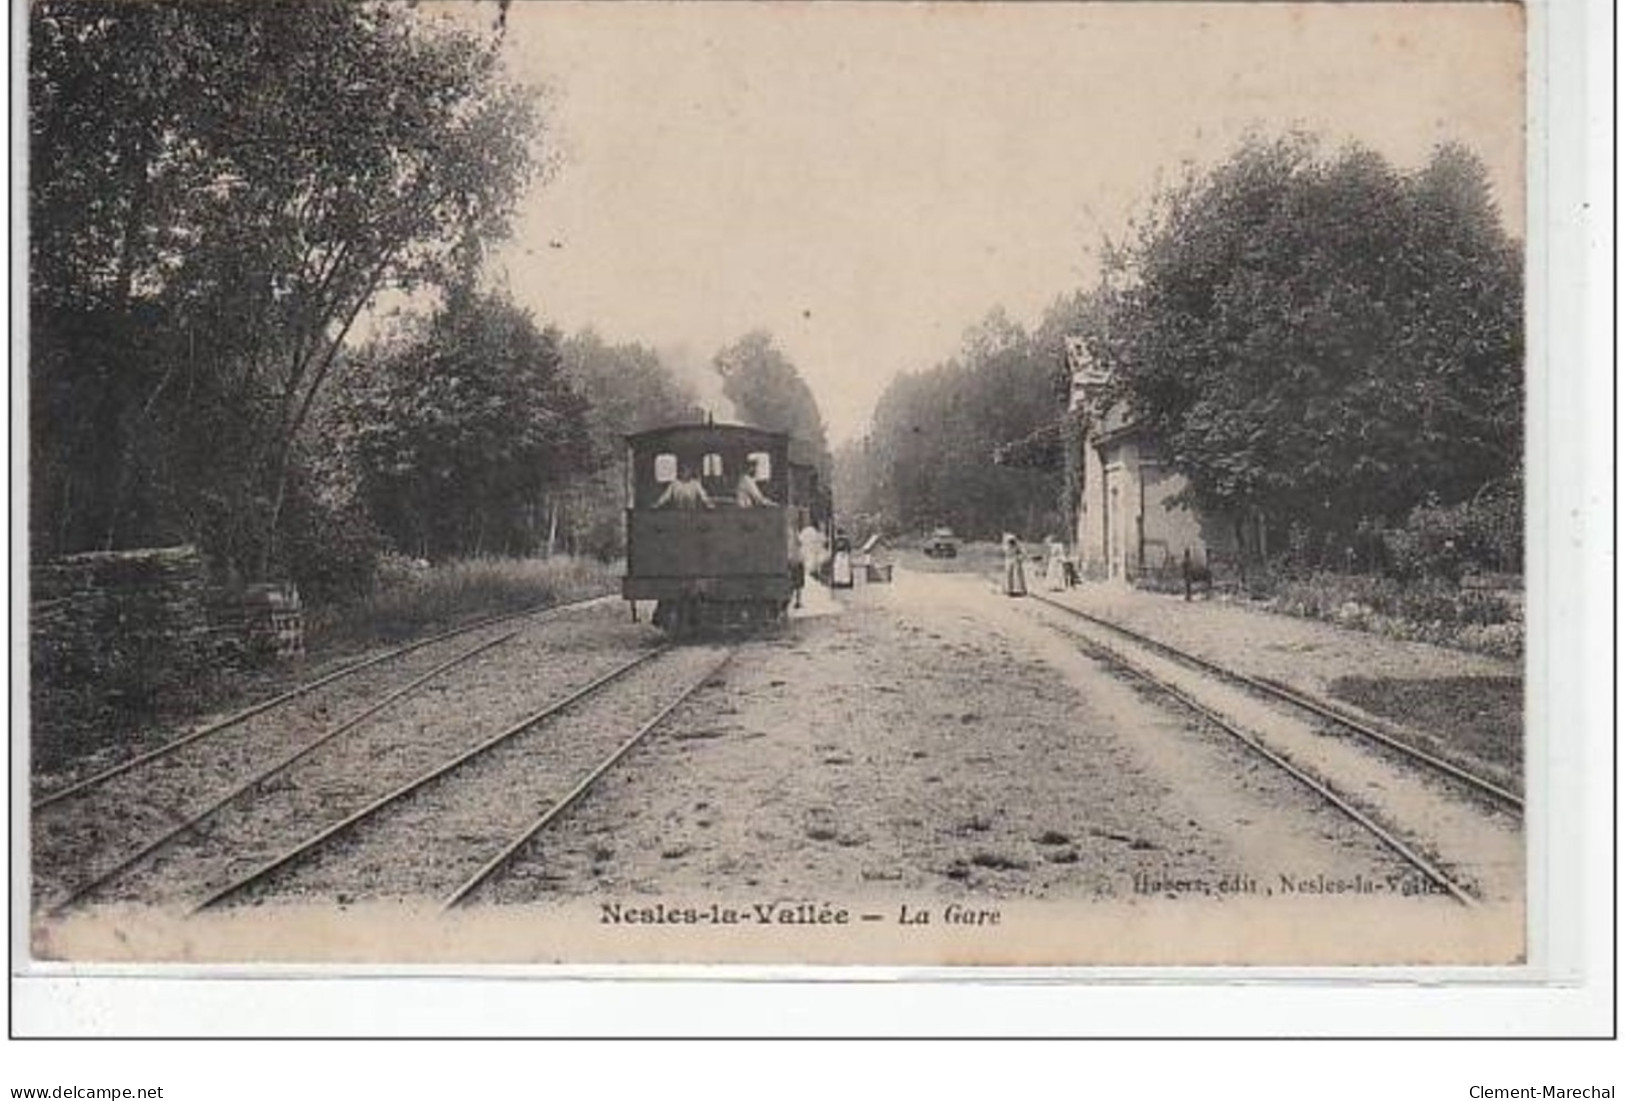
<box><xmin>35</xmin><ymin>594</ymin><xmax>619</xmax><ymax>912</ymax></box>
<box><xmin>1028</xmin><ymin>593</ymin><xmax>1522</xmax><ymax>813</ymax></box>
<box><xmin>47</xmin><ymin>629</ymin><xmax>524</xmax><ymax>914</ymax></box>
<box><xmin>188</xmin><ymin>644</ymin><xmax>731</xmax><ymax>913</ymax></box>
<box><xmin>1022</xmin><ymin>592</ymin><xmax>1520</xmax><ymax>906</ymax></box>
<box><xmin>441</xmin><ymin>647</ymin><xmax>734</xmax><ymax>910</ymax></box>
<box><xmin>33</xmin><ymin>592</ymin><xmax>615</xmax><ymax>811</ymax></box>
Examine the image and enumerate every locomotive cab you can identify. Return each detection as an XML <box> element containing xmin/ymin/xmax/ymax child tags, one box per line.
<box><xmin>623</xmin><ymin>423</ymin><xmax>804</xmax><ymax>633</ymax></box>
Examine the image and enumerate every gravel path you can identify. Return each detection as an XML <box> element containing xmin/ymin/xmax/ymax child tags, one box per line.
<box><xmin>1043</xmin><ymin>582</ymin><xmax>1518</xmax><ymax>695</ymax></box>
<box><xmin>498</xmin><ymin>574</ymin><xmax>1427</xmax><ymax>908</ymax></box>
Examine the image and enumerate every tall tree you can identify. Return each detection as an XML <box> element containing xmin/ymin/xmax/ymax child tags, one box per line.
<box><xmin>336</xmin><ymin>292</ymin><xmax>588</xmax><ymax>561</ymax></box>
<box><xmin>846</xmin><ymin>310</ymin><xmax>1064</xmax><ymax>540</ymax></box>
<box><xmin>563</xmin><ymin>330</ymin><xmax>702</xmax><ymax>451</ymax></box>
<box><xmin>712</xmin><ymin>331</ymin><xmax>832</xmax><ymax>475</ymax></box>
<box><xmin>29</xmin><ymin>0</ymin><xmax>539</xmax><ymax>575</ymax></box>
<box><xmin>557</xmin><ymin>330</ymin><xmax>700</xmax><ymax>556</ymax></box>
<box><xmin>1096</xmin><ymin>136</ymin><xmax>1522</xmax><ymax>545</ymax></box>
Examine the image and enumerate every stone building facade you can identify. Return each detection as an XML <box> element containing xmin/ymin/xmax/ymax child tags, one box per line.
<box><xmin>1067</xmin><ymin>339</ymin><xmax>1237</xmax><ymax>582</ymax></box>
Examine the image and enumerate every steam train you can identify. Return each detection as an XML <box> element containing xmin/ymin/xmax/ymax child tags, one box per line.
<box><xmin>622</xmin><ymin>422</ymin><xmax>830</xmax><ymax>634</ymax></box>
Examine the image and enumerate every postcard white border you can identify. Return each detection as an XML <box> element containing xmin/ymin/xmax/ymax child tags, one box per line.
<box><xmin>7</xmin><ymin>0</ymin><xmax>1612</xmax><ymax>1043</ymax></box>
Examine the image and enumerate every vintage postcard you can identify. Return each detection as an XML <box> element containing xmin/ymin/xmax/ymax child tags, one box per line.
<box><xmin>21</xmin><ymin>0</ymin><xmax>1553</xmax><ymax>995</ymax></box>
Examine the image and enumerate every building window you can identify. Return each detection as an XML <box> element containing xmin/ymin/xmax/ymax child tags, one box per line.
<box><xmin>702</xmin><ymin>453</ymin><xmax>724</xmax><ymax>477</ymax></box>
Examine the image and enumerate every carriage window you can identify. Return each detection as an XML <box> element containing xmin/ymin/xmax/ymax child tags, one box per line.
<box><xmin>653</xmin><ymin>453</ymin><xmax>677</xmax><ymax>483</ymax></box>
<box><xmin>746</xmin><ymin>451</ymin><xmax>772</xmax><ymax>481</ymax></box>
<box><xmin>702</xmin><ymin>453</ymin><xmax>724</xmax><ymax>478</ymax></box>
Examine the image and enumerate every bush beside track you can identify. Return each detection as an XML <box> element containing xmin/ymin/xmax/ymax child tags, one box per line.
<box><xmin>1220</xmin><ymin>570</ymin><xmax>1523</xmax><ymax>660</ymax></box>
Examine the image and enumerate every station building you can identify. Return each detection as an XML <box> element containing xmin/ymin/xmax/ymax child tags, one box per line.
<box><xmin>1066</xmin><ymin>339</ymin><xmax>1238</xmax><ymax>582</ymax></box>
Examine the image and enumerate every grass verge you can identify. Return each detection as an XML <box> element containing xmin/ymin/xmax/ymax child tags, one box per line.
<box><xmin>1326</xmin><ymin>674</ymin><xmax>1524</xmax><ymax>788</ymax></box>
<box><xmin>1137</xmin><ymin>567</ymin><xmax>1524</xmax><ymax>659</ymax></box>
<box><xmin>306</xmin><ymin>554</ymin><xmax>618</xmax><ymax>651</ymax></box>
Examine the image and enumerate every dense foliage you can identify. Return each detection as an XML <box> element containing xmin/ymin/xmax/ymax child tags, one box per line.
<box><xmin>335</xmin><ymin>292</ymin><xmax>589</xmax><ymax>562</ymax></box>
<box><xmin>1091</xmin><ymin>137</ymin><xmax>1523</xmax><ymax>552</ymax></box>
<box><xmin>29</xmin><ymin>0</ymin><xmax>538</xmax><ymax>582</ymax></box>
<box><xmin>836</xmin><ymin>309</ymin><xmax>1068</xmax><ymax>541</ymax></box>
<box><xmin>557</xmin><ymin>330</ymin><xmax>702</xmax><ymax>558</ymax></box>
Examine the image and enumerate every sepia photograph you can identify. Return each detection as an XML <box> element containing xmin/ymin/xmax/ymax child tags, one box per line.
<box><xmin>19</xmin><ymin>0</ymin><xmax>1554</xmax><ymax>997</ymax></box>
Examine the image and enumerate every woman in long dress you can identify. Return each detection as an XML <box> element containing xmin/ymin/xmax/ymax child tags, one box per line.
<box><xmin>1044</xmin><ymin>536</ymin><xmax>1068</xmax><ymax>591</ymax></box>
<box><xmin>1002</xmin><ymin>533</ymin><xmax>1027</xmax><ymax>597</ymax></box>
<box><xmin>830</xmin><ymin>531</ymin><xmax>854</xmax><ymax>588</ymax></box>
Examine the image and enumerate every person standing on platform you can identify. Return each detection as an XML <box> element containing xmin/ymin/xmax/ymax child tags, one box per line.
<box><xmin>798</xmin><ymin>523</ymin><xmax>828</xmax><ymax>585</ymax></box>
<box><xmin>1002</xmin><ymin>533</ymin><xmax>1028</xmax><ymax>597</ymax></box>
<box><xmin>830</xmin><ymin>530</ymin><xmax>854</xmax><ymax>588</ymax></box>
<box><xmin>1044</xmin><ymin>536</ymin><xmax>1069</xmax><ymax>591</ymax></box>
<box><xmin>787</xmin><ymin>523</ymin><xmax>806</xmax><ymax>608</ymax></box>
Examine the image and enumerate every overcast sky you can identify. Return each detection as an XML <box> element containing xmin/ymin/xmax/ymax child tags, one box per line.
<box><xmin>480</xmin><ymin>2</ymin><xmax>1524</xmax><ymax>444</ymax></box>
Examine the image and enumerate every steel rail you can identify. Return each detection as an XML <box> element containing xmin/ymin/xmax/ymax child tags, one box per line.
<box><xmin>34</xmin><ymin>592</ymin><xmax>613</xmax><ymax>811</ymax></box>
<box><xmin>1038</xmin><ymin>616</ymin><xmax>1479</xmax><ymax>906</ymax></box>
<box><xmin>49</xmin><ymin>630</ymin><xmax>522</xmax><ymax>915</ymax></box>
<box><xmin>1027</xmin><ymin>592</ymin><xmax>1523</xmax><ymax>814</ymax></box>
<box><xmin>441</xmin><ymin>649</ymin><xmax>736</xmax><ymax>911</ymax></box>
<box><xmin>188</xmin><ymin>645</ymin><xmax>667</xmax><ymax>915</ymax></box>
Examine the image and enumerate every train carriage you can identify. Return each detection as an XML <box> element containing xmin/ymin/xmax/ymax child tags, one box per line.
<box><xmin>623</xmin><ymin>422</ymin><xmax>827</xmax><ymax>634</ymax></box>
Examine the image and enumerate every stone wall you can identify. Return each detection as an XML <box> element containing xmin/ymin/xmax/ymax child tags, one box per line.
<box><xmin>30</xmin><ymin>546</ymin><xmax>304</xmax><ymax>735</ymax></box>
<box><xmin>30</xmin><ymin>545</ymin><xmax>217</xmax><ymax>722</ymax></box>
